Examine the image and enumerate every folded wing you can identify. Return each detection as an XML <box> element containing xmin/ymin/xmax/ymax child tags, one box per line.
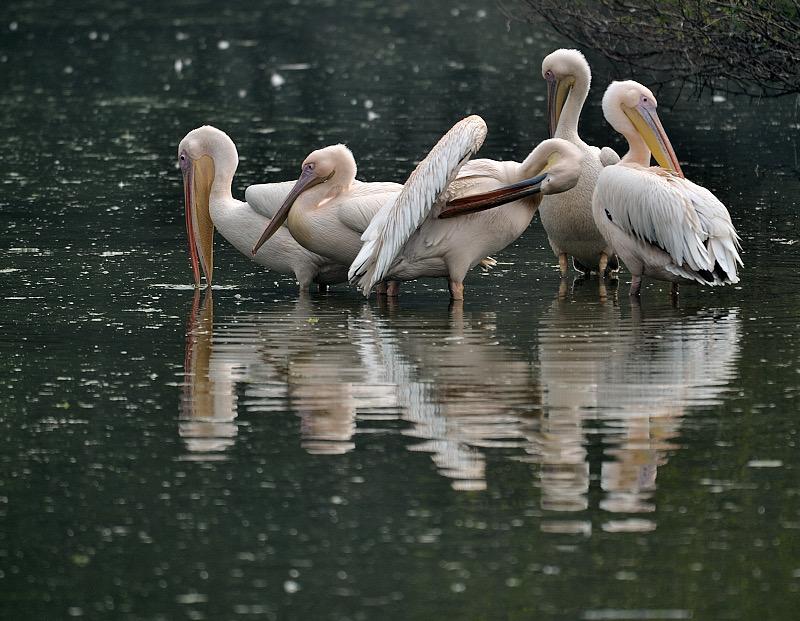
<box><xmin>595</xmin><ymin>165</ymin><xmax>741</xmax><ymax>284</ymax></box>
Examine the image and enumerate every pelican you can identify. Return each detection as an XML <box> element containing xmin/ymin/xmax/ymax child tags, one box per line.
<box><xmin>345</xmin><ymin>116</ymin><xmax>584</xmax><ymax>299</ymax></box>
<box><xmin>539</xmin><ymin>48</ymin><xmax>621</xmax><ymax>277</ymax></box>
<box><xmin>178</xmin><ymin>125</ymin><xmax>349</xmax><ymax>291</ymax></box>
<box><xmin>253</xmin><ymin>117</ymin><xmax>506</xmax><ymax>296</ymax></box>
<box><xmin>592</xmin><ymin>81</ymin><xmax>743</xmax><ymax>296</ymax></box>
<box><xmin>249</xmin><ymin>141</ymin><xmax>406</xmax><ymax>293</ymax></box>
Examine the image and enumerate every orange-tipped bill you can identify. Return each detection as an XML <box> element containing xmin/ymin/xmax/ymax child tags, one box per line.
<box><xmin>439</xmin><ymin>173</ymin><xmax>548</xmax><ymax>219</ymax></box>
<box><xmin>624</xmin><ymin>100</ymin><xmax>684</xmax><ymax>178</ymax></box>
<box><xmin>251</xmin><ymin>163</ymin><xmax>331</xmax><ymax>256</ymax></box>
<box><xmin>181</xmin><ymin>152</ymin><xmax>215</xmax><ymax>287</ymax></box>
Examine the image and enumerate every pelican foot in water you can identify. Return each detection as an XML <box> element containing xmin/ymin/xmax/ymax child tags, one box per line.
<box><xmin>558</xmin><ymin>278</ymin><xmax>569</xmax><ymax>299</ymax></box>
<box><xmin>317</xmin><ymin>283</ymin><xmax>329</xmax><ymax>293</ymax></box>
<box><xmin>480</xmin><ymin>256</ymin><xmax>498</xmax><ymax>270</ymax></box>
<box><xmin>449</xmin><ymin>281</ymin><xmax>465</xmax><ymax>301</ymax></box>
<box><xmin>387</xmin><ymin>281</ymin><xmax>400</xmax><ymax>297</ymax></box>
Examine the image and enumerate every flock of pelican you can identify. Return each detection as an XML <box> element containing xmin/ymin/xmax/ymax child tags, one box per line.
<box><xmin>178</xmin><ymin>49</ymin><xmax>742</xmax><ymax>301</ymax></box>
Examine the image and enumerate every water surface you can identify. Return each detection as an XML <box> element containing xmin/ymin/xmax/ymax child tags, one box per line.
<box><xmin>1</xmin><ymin>1</ymin><xmax>799</xmax><ymax>619</ymax></box>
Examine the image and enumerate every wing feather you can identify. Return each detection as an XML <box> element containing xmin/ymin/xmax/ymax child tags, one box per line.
<box><xmin>595</xmin><ymin>165</ymin><xmax>741</xmax><ymax>284</ymax></box>
<box><xmin>348</xmin><ymin>115</ymin><xmax>488</xmax><ymax>293</ymax></box>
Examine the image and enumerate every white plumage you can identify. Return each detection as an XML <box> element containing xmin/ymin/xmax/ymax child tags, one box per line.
<box><xmin>349</xmin><ymin>115</ymin><xmax>488</xmax><ymax>293</ymax></box>
<box><xmin>592</xmin><ymin>81</ymin><xmax>742</xmax><ymax>295</ymax></box>
<box><xmin>538</xmin><ymin>48</ymin><xmax>620</xmax><ymax>275</ymax></box>
<box><xmin>347</xmin><ymin>117</ymin><xmax>585</xmax><ymax>299</ymax></box>
<box><xmin>178</xmin><ymin>126</ymin><xmax>349</xmax><ymax>289</ymax></box>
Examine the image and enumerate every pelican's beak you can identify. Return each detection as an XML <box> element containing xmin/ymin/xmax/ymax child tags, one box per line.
<box><xmin>547</xmin><ymin>75</ymin><xmax>573</xmax><ymax>137</ymax></box>
<box><xmin>624</xmin><ymin>101</ymin><xmax>684</xmax><ymax>178</ymax></box>
<box><xmin>182</xmin><ymin>152</ymin><xmax>215</xmax><ymax>287</ymax></box>
<box><xmin>439</xmin><ymin>154</ymin><xmax>559</xmax><ymax>219</ymax></box>
<box><xmin>251</xmin><ymin>164</ymin><xmax>332</xmax><ymax>255</ymax></box>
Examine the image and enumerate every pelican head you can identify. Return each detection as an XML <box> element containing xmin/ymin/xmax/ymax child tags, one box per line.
<box><xmin>602</xmin><ymin>80</ymin><xmax>684</xmax><ymax>176</ymax></box>
<box><xmin>439</xmin><ymin>138</ymin><xmax>583</xmax><ymax>218</ymax></box>
<box><xmin>178</xmin><ymin>126</ymin><xmax>239</xmax><ymax>287</ymax></box>
<box><xmin>542</xmin><ymin>48</ymin><xmax>590</xmax><ymax>137</ymax></box>
<box><xmin>252</xmin><ymin>144</ymin><xmax>355</xmax><ymax>255</ymax></box>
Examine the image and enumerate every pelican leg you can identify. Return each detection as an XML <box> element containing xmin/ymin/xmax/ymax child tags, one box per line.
<box><xmin>559</xmin><ymin>253</ymin><xmax>569</xmax><ymax>277</ymax></box>
<box><xmin>558</xmin><ymin>278</ymin><xmax>569</xmax><ymax>299</ymax></box>
<box><xmin>387</xmin><ymin>281</ymin><xmax>400</xmax><ymax>297</ymax></box>
<box><xmin>670</xmin><ymin>282</ymin><xmax>679</xmax><ymax>301</ymax></box>
<box><xmin>449</xmin><ymin>280</ymin><xmax>465</xmax><ymax>301</ymax></box>
<box><xmin>317</xmin><ymin>283</ymin><xmax>328</xmax><ymax>293</ymax></box>
<box><xmin>598</xmin><ymin>252</ymin><xmax>608</xmax><ymax>276</ymax></box>
<box><xmin>629</xmin><ymin>275</ymin><xmax>642</xmax><ymax>297</ymax></box>
<box><xmin>599</xmin><ymin>279</ymin><xmax>607</xmax><ymax>302</ymax></box>
<box><xmin>376</xmin><ymin>282</ymin><xmax>387</xmax><ymax>295</ymax></box>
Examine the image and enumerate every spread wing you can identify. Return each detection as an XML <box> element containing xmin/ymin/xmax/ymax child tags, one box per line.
<box><xmin>595</xmin><ymin>164</ymin><xmax>741</xmax><ymax>283</ymax></box>
<box><xmin>348</xmin><ymin>115</ymin><xmax>488</xmax><ymax>294</ymax></box>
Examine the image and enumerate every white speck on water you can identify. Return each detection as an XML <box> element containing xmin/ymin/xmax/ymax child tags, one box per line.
<box><xmin>67</xmin><ymin>607</ymin><xmax>83</xmax><ymax>617</ymax></box>
<box><xmin>217</xmin><ymin>40</ymin><xmax>230</xmax><ymax>50</ymax></box>
<box><xmin>174</xmin><ymin>59</ymin><xmax>183</xmax><ymax>73</ymax></box>
<box><xmin>9</xmin><ymin>21</ymin><xmax>18</xmax><ymax>31</ymax></box>
<box><xmin>283</xmin><ymin>580</ymin><xmax>300</xmax><ymax>594</ymax></box>
<box><xmin>450</xmin><ymin>582</ymin><xmax>466</xmax><ymax>593</ymax></box>
<box><xmin>364</xmin><ymin>99</ymin><xmax>374</xmax><ymax>109</ymax></box>
<box><xmin>88</xmin><ymin>31</ymin><xmax>97</xmax><ymax>40</ymax></box>
<box><xmin>270</xmin><ymin>72</ymin><xmax>285</xmax><ymax>88</ymax></box>
<box><xmin>278</xmin><ymin>63</ymin><xmax>310</xmax><ymax>70</ymax></box>
<box><xmin>476</xmin><ymin>9</ymin><xmax>487</xmax><ymax>18</ymax></box>
<box><xmin>175</xmin><ymin>31</ymin><xmax>189</xmax><ymax>41</ymax></box>
<box><xmin>747</xmin><ymin>459</ymin><xmax>783</xmax><ymax>468</ymax></box>
<box><xmin>602</xmin><ymin>519</ymin><xmax>656</xmax><ymax>533</ymax></box>
<box><xmin>367</xmin><ymin>110</ymin><xmax>380</xmax><ymax>121</ymax></box>
<box><xmin>176</xmin><ymin>593</ymin><xmax>208</xmax><ymax>604</ymax></box>
<box><xmin>64</xmin><ymin>65</ymin><xmax>74</xmax><ymax>74</ymax></box>
<box><xmin>238</xmin><ymin>89</ymin><xmax>247</xmax><ymax>98</ymax></box>
<box><xmin>712</xmin><ymin>94</ymin><xmax>727</xmax><ymax>103</ymax></box>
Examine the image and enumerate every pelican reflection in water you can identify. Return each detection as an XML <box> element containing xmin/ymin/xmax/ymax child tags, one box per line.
<box><xmin>180</xmin><ymin>292</ymin><xmax>741</xmax><ymax>521</ymax></box>
<box><xmin>530</xmin><ymin>286</ymin><xmax>741</xmax><ymax>533</ymax></box>
<box><xmin>180</xmin><ymin>295</ymin><xmax>538</xmax><ymax>485</ymax></box>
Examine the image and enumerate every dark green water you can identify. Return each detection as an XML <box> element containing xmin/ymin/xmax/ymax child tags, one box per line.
<box><xmin>1</xmin><ymin>1</ymin><xmax>799</xmax><ymax>619</ymax></box>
